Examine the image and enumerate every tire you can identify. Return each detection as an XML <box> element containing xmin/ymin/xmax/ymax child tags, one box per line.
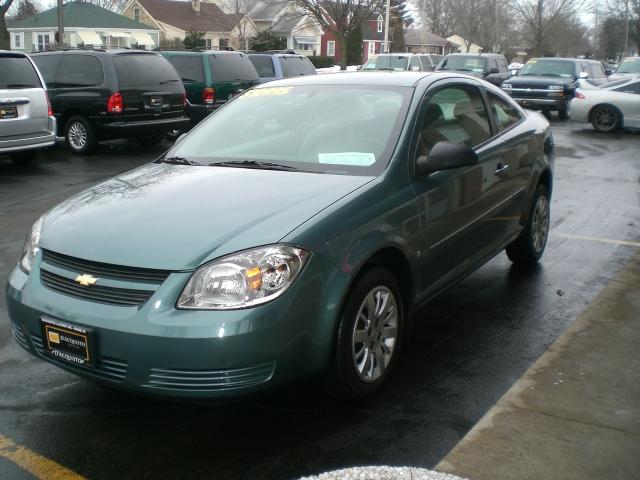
<box><xmin>65</xmin><ymin>116</ymin><xmax>95</xmax><ymax>155</ymax></box>
<box><xmin>506</xmin><ymin>184</ymin><xmax>550</xmax><ymax>265</ymax></box>
<box><xmin>591</xmin><ymin>105</ymin><xmax>621</xmax><ymax>133</ymax></box>
<box><xmin>165</xmin><ymin>129</ymin><xmax>183</xmax><ymax>141</ymax></box>
<box><xmin>558</xmin><ymin>103</ymin><xmax>570</xmax><ymax>120</ymax></box>
<box><xmin>139</xmin><ymin>133</ymin><xmax>165</xmax><ymax>146</ymax></box>
<box><xmin>328</xmin><ymin>267</ymin><xmax>405</xmax><ymax>401</ymax></box>
<box><xmin>9</xmin><ymin>150</ymin><xmax>37</xmax><ymax>163</ymax></box>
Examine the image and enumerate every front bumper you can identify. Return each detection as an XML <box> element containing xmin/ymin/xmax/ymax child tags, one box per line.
<box><xmin>505</xmin><ymin>91</ymin><xmax>568</xmax><ymax>111</ymax></box>
<box><xmin>0</xmin><ymin>116</ymin><xmax>56</xmax><ymax>154</ymax></box>
<box><xmin>6</xmin><ymin>251</ymin><xmax>350</xmax><ymax>399</ymax></box>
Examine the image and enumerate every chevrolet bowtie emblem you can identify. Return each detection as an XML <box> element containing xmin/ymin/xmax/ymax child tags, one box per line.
<box><xmin>75</xmin><ymin>274</ymin><xmax>98</xmax><ymax>287</ymax></box>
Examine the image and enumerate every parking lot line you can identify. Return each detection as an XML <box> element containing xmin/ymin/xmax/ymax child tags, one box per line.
<box><xmin>0</xmin><ymin>434</ymin><xmax>86</xmax><ymax>480</ymax></box>
<box><xmin>556</xmin><ymin>233</ymin><xmax>640</xmax><ymax>248</ymax></box>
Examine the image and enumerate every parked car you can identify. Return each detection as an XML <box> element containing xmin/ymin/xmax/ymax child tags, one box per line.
<box><xmin>571</xmin><ymin>75</ymin><xmax>640</xmax><ymax>132</ymax></box>
<box><xmin>7</xmin><ymin>72</ymin><xmax>553</xmax><ymax>401</ymax></box>
<box><xmin>501</xmin><ymin>57</ymin><xmax>608</xmax><ymax>119</ymax></box>
<box><xmin>31</xmin><ymin>49</ymin><xmax>189</xmax><ymax>154</ymax></box>
<box><xmin>609</xmin><ymin>57</ymin><xmax>640</xmax><ymax>81</ymax></box>
<box><xmin>0</xmin><ymin>50</ymin><xmax>56</xmax><ymax>162</ymax></box>
<box><xmin>160</xmin><ymin>50</ymin><xmax>260</xmax><ymax>132</ymax></box>
<box><xmin>362</xmin><ymin>53</ymin><xmax>443</xmax><ymax>72</ymax></box>
<box><xmin>248</xmin><ymin>53</ymin><xmax>316</xmax><ymax>83</ymax></box>
<box><xmin>435</xmin><ymin>53</ymin><xmax>511</xmax><ymax>86</ymax></box>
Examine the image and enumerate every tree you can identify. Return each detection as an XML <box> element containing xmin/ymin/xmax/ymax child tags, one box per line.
<box><xmin>14</xmin><ymin>0</ymin><xmax>38</xmax><ymax>20</ymax></box>
<box><xmin>215</xmin><ymin>0</ymin><xmax>259</xmax><ymax>51</ymax></box>
<box><xmin>389</xmin><ymin>0</ymin><xmax>411</xmax><ymax>52</ymax></box>
<box><xmin>84</xmin><ymin>0</ymin><xmax>129</xmax><ymax>12</ymax></box>
<box><xmin>288</xmin><ymin>0</ymin><xmax>384</xmax><ymax>69</ymax></box>
<box><xmin>346</xmin><ymin>23</ymin><xmax>363</xmax><ymax>63</ymax></box>
<box><xmin>1</xmin><ymin>0</ymin><xmax>15</xmax><ymax>50</ymax></box>
<box><xmin>599</xmin><ymin>15</ymin><xmax>627</xmax><ymax>59</ymax></box>
<box><xmin>605</xmin><ymin>0</ymin><xmax>640</xmax><ymax>55</ymax></box>
<box><xmin>415</xmin><ymin>0</ymin><xmax>457</xmax><ymax>37</ymax></box>
<box><xmin>250</xmin><ymin>28</ymin><xmax>286</xmax><ymax>51</ymax></box>
<box><xmin>184</xmin><ymin>30</ymin><xmax>206</xmax><ymax>49</ymax></box>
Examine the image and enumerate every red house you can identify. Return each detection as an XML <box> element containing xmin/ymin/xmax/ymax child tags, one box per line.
<box><xmin>320</xmin><ymin>14</ymin><xmax>385</xmax><ymax>65</ymax></box>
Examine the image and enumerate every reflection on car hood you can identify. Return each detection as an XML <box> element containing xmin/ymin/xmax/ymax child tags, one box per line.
<box><xmin>41</xmin><ymin>163</ymin><xmax>374</xmax><ymax>270</ymax></box>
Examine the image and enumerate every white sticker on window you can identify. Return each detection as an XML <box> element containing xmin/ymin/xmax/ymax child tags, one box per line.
<box><xmin>318</xmin><ymin>152</ymin><xmax>376</xmax><ymax>166</ymax></box>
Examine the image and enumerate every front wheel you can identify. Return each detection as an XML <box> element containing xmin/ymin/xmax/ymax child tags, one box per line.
<box><xmin>558</xmin><ymin>103</ymin><xmax>570</xmax><ymax>120</ymax></box>
<box><xmin>591</xmin><ymin>105</ymin><xmax>621</xmax><ymax>133</ymax></box>
<box><xmin>506</xmin><ymin>184</ymin><xmax>550</xmax><ymax>265</ymax></box>
<box><xmin>328</xmin><ymin>267</ymin><xmax>404</xmax><ymax>401</ymax></box>
<box><xmin>65</xmin><ymin>116</ymin><xmax>95</xmax><ymax>155</ymax></box>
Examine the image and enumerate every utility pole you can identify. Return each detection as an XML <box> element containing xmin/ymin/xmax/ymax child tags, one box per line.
<box><xmin>624</xmin><ymin>0</ymin><xmax>629</xmax><ymax>56</ymax></box>
<box><xmin>57</xmin><ymin>0</ymin><xmax>64</xmax><ymax>47</ymax></box>
<box><xmin>383</xmin><ymin>0</ymin><xmax>390</xmax><ymax>53</ymax></box>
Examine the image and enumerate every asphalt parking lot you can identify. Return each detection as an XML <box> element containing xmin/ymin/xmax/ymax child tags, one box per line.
<box><xmin>0</xmin><ymin>119</ymin><xmax>639</xmax><ymax>480</ymax></box>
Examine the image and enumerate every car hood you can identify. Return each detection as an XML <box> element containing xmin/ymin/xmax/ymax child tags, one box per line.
<box><xmin>508</xmin><ymin>75</ymin><xmax>574</xmax><ymax>87</ymax></box>
<box><xmin>41</xmin><ymin>163</ymin><xmax>374</xmax><ymax>270</ymax></box>
<box><xmin>608</xmin><ymin>73</ymin><xmax>633</xmax><ymax>81</ymax></box>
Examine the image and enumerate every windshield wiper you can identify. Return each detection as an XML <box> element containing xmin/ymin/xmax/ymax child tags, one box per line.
<box><xmin>209</xmin><ymin>160</ymin><xmax>298</xmax><ymax>171</ymax></box>
<box><xmin>159</xmin><ymin>79</ymin><xmax>180</xmax><ymax>84</ymax></box>
<box><xmin>159</xmin><ymin>156</ymin><xmax>201</xmax><ymax>165</ymax></box>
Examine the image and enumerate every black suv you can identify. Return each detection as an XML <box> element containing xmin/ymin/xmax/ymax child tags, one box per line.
<box><xmin>436</xmin><ymin>53</ymin><xmax>511</xmax><ymax>86</ymax></box>
<box><xmin>501</xmin><ymin>57</ymin><xmax>609</xmax><ymax>118</ymax></box>
<box><xmin>32</xmin><ymin>49</ymin><xmax>189</xmax><ymax>154</ymax></box>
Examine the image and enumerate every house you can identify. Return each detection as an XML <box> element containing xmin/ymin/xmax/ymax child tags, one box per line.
<box><xmin>121</xmin><ymin>0</ymin><xmax>256</xmax><ymax>49</ymax></box>
<box><xmin>7</xmin><ymin>1</ymin><xmax>159</xmax><ymax>52</ymax></box>
<box><xmin>404</xmin><ymin>28</ymin><xmax>457</xmax><ymax>55</ymax></box>
<box><xmin>321</xmin><ymin>14</ymin><xmax>386</xmax><ymax>64</ymax></box>
<box><xmin>447</xmin><ymin>34</ymin><xmax>483</xmax><ymax>54</ymax></box>
<box><xmin>247</xmin><ymin>1</ymin><xmax>322</xmax><ymax>56</ymax></box>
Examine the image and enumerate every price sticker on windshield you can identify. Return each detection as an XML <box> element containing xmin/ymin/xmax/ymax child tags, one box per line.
<box><xmin>240</xmin><ymin>87</ymin><xmax>293</xmax><ymax>99</ymax></box>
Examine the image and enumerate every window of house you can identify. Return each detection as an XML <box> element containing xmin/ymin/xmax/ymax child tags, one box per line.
<box><xmin>377</xmin><ymin>15</ymin><xmax>383</xmax><ymax>33</ymax></box>
<box><xmin>327</xmin><ymin>41</ymin><xmax>335</xmax><ymax>57</ymax></box>
<box><xmin>487</xmin><ymin>91</ymin><xmax>522</xmax><ymax>132</ymax></box>
<box><xmin>10</xmin><ymin>32</ymin><xmax>24</xmax><ymax>50</ymax></box>
<box><xmin>205</xmin><ymin>38</ymin><xmax>213</xmax><ymax>50</ymax></box>
<box><xmin>133</xmin><ymin>7</ymin><xmax>140</xmax><ymax>22</ymax></box>
<box><xmin>35</xmin><ymin>32</ymin><xmax>52</xmax><ymax>52</ymax></box>
<box><xmin>219</xmin><ymin>38</ymin><xmax>229</xmax><ymax>48</ymax></box>
<box><xmin>368</xmin><ymin>42</ymin><xmax>375</xmax><ymax>55</ymax></box>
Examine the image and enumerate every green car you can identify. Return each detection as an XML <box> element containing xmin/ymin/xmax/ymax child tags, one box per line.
<box><xmin>7</xmin><ymin>72</ymin><xmax>554</xmax><ymax>400</ymax></box>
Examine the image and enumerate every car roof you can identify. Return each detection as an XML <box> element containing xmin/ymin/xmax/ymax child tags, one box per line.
<box><xmin>0</xmin><ymin>49</ymin><xmax>28</xmax><ymax>58</ymax></box>
<box><xmin>445</xmin><ymin>53</ymin><xmax>504</xmax><ymax>57</ymax></box>
<box><xmin>31</xmin><ymin>49</ymin><xmax>161</xmax><ymax>57</ymax></box>
<box><xmin>252</xmin><ymin>71</ymin><xmax>482</xmax><ymax>88</ymax></box>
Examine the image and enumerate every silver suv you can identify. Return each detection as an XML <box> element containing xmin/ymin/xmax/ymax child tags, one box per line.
<box><xmin>0</xmin><ymin>51</ymin><xmax>56</xmax><ymax>162</ymax></box>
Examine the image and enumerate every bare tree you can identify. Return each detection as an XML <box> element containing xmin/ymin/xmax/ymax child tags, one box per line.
<box><xmin>288</xmin><ymin>0</ymin><xmax>384</xmax><ymax>69</ymax></box>
<box><xmin>84</xmin><ymin>0</ymin><xmax>129</xmax><ymax>12</ymax></box>
<box><xmin>1</xmin><ymin>0</ymin><xmax>15</xmax><ymax>49</ymax></box>
<box><xmin>514</xmin><ymin>0</ymin><xmax>584</xmax><ymax>56</ymax></box>
<box><xmin>415</xmin><ymin>0</ymin><xmax>456</xmax><ymax>37</ymax></box>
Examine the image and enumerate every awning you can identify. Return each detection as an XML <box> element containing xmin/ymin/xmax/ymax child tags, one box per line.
<box><xmin>131</xmin><ymin>31</ymin><xmax>155</xmax><ymax>46</ymax></box>
<box><xmin>104</xmin><ymin>31</ymin><xmax>131</xmax><ymax>38</ymax></box>
<box><xmin>294</xmin><ymin>36</ymin><xmax>318</xmax><ymax>45</ymax></box>
<box><xmin>77</xmin><ymin>30</ymin><xmax>103</xmax><ymax>45</ymax></box>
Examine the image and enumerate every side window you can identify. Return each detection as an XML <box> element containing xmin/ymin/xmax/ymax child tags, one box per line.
<box><xmin>409</xmin><ymin>57</ymin><xmax>421</xmax><ymax>71</ymax></box>
<box><xmin>55</xmin><ymin>55</ymin><xmax>104</xmax><ymax>87</ymax></box>
<box><xmin>167</xmin><ymin>55</ymin><xmax>205</xmax><ymax>83</ymax></box>
<box><xmin>416</xmin><ymin>84</ymin><xmax>491</xmax><ymax>156</ymax></box>
<box><xmin>614</xmin><ymin>82</ymin><xmax>640</xmax><ymax>94</ymax></box>
<box><xmin>31</xmin><ymin>54</ymin><xmax>61</xmax><ymax>87</ymax></box>
<box><xmin>488</xmin><ymin>58</ymin><xmax>498</xmax><ymax>72</ymax></box>
<box><xmin>590</xmin><ymin>63</ymin><xmax>605</xmax><ymax>78</ymax></box>
<box><xmin>488</xmin><ymin>91</ymin><xmax>522</xmax><ymax>132</ymax></box>
<box><xmin>497</xmin><ymin>58</ymin><xmax>508</xmax><ymax>72</ymax></box>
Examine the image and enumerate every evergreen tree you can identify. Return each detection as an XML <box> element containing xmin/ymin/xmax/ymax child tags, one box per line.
<box><xmin>389</xmin><ymin>0</ymin><xmax>412</xmax><ymax>52</ymax></box>
<box><xmin>346</xmin><ymin>24</ymin><xmax>363</xmax><ymax>65</ymax></box>
<box><xmin>15</xmin><ymin>0</ymin><xmax>38</xmax><ymax>20</ymax></box>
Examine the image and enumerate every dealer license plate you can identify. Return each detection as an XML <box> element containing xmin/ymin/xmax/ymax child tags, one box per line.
<box><xmin>40</xmin><ymin>317</ymin><xmax>93</xmax><ymax>366</ymax></box>
<box><xmin>0</xmin><ymin>106</ymin><xmax>18</xmax><ymax>119</ymax></box>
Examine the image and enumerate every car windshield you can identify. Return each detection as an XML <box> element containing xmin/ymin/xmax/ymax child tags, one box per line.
<box><xmin>363</xmin><ymin>56</ymin><xmax>409</xmax><ymax>71</ymax></box>
<box><xmin>617</xmin><ymin>58</ymin><xmax>640</xmax><ymax>73</ymax></box>
<box><xmin>439</xmin><ymin>56</ymin><xmax>486</xmax><ymax>72</ymax></box>
<box><xmin>113</xmin><ymin>53</ymin><xmax>180</xmax><ymax>87</ymax></box>
<box><xmin>167</xmin><ymin>84</ymin><xmax>411</xmax><ymax>175</ymax></box>
<box><xmin>0</xmin><ymin>55</ymin><xmax>41</xmax><ymax>89</ymax></box>
<box><xmin>519</xmin><ymin>59</ymin><xmax>576</xmax><ymax>77</ymax></box>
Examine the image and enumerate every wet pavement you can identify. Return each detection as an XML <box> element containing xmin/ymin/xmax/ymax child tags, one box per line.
<box><xmin>0</xmin><ymin>121</ymin><xmax>639</xmax><ymax>480</ymax></box>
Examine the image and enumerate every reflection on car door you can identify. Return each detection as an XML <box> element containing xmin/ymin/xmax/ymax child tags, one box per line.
<box><xmin>411</xmin><ymin>80</ymin><xmax>514</xmax><ymax>300</ymax></box>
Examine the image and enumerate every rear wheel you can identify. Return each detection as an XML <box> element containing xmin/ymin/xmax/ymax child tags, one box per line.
<box><xmin>328</xmin><ymin>267</ymin><xmax>404</xmax><ymax>401</ymax></box>
<box><xmin>591</xmin><ymin>105</ymin><xmax>621</xmax><ymax>133</ymax></box>
<box><xmin>506</xmin><ymin>184</ymin><xmax>550</xmax><ymax>265</ymax></box>
<box><xmin>65</xmin><ymin>116</ymin><xmax>95</xmax><ymax>155</ymax></box>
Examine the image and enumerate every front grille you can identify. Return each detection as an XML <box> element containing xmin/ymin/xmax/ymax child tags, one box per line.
<box><xmin>11</xmin><ymin>323</ymin><xmax>29</xmax><ymax>350</ymax></box>
<box><xmin>143</xmin><ymin>362</ymin><xmax>275</xmax><ymax>392</ymax></box>
<box><xmin>41</xmin><ymin>269</ymin><xmax>154</xmax><ymax>307</ymax></box>
<box><xmin>42</xmin><ymin>249</ymin><xmax>170</xmax><ymax>283</ymax></box>
<box><xmin>31</xmin><ymin>334</ymin><xmax>128</xmax><ymax>382</ymax></box>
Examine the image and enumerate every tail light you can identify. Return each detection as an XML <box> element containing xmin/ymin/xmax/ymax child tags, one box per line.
<box><xmin>107</xmin><ymin>92</ymin><xmax>123</xmax><ymax>114</ymax></box>
<box><xmin>203</xmin><ymin>87</ymin><xmax>215</xmax><ymax>105</ymax></box>
<box><xmin>45</xmin><ymin>92</ymin><xmax>53</xmax><ymax>117</ymax></box>
<box><xmin>574</xmin><ymin>91</ymin><xmax>586</xmax><ymax>100</ymax></box>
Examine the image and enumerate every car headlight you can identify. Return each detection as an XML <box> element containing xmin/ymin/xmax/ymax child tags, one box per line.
<box><xmin>177</xmin><ymin>245</ymin><xmax>309</xmax><ymax>310</ymax></box>
<box><xmin>548</xmin><ymin>85</ymin><xmax>564</xmax><ymax>91</ymax></box>
<box><xmin>502</xmin><ymin>83</ymin><xmax>512</xmax><ymax>89</ymax></box>
<box><xmin>20</xmin><ymin>216</ymin><xmax>44</xmax><ymax>273</ymax></box>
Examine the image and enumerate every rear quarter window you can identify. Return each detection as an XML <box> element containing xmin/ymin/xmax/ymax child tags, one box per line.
<box><xmin>249</xmin><ymin>56</ymin><xmax>276</xmax><ymax>78</ymax></box>
<box><xmin>279</xmin><ymin>57</ymin><xmax>317</xmax><ymax>77</ymax></box>
<box><xmin>31</xmin><ymin>55</ymin><xmax>60</xmax><ymax>86</ymax></box>
<box><xmin>0</xmin><ymin>55</ymin><xmax>42</xmax><ymax>89</ymax></box>
<box><xmin>113</xmin><ymin>53</ymin><xmax>180</xmax><ymax>87</ymax></box>
<box><xmin>56</xmin><ymin>55</ymin><xmax>104</xmax><ymax>87</ymax></box>
<box><xmin>167</xmin><ymin>55</ymin><xmax>205</xmax><ymax>83</ymax></box>
<box><xmin>208</xmin><ymin>53</ymin><xmax>259</xmax><ymax>82</ymax></box>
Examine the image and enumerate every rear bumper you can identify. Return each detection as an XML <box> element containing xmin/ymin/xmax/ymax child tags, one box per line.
<box><xmin>0</xmin><ymin>116</ymin><xmax>57</xmax><ymax>154</ymax></box>
<box><xmin>95</xmin><ymin>116</ymin><xmax>191</xmax><ymax>138</ymax></box>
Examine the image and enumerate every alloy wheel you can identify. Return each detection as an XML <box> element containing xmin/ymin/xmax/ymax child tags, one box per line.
<box><xmin>594</xmin><ymin>107</ymin><xmax>617</xmax><ymax>131</ymax></box>
<box><xmin>351</xmin><ymin>286</ymin><xmax>398</xmax><ymax>383</ymax></box>
<box><xmin>68</xmin><ymin>122</ymin><xmax>87</xmax><ymax>151</ymax></box>
<box><xmin>531</xmin><ymin>195</ymin><xmax>550</xmax><ymax>253</ymax></box>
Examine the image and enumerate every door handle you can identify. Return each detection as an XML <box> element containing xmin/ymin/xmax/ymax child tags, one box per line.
<box><xmin>494</xmin><ymin>163</ymin><xmax>510</xmax><ymax>177</ymax></box>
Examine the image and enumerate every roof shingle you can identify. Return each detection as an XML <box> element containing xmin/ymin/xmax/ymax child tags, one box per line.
<box><xmin>138</xmin><ymin>0</ymin><xmax>239</xmax><ymax>32</ymax></box>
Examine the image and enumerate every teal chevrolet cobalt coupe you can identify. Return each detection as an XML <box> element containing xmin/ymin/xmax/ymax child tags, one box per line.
<box><xmin>7</xmin><ymin>73</ymin><xmax>554</xmax><ymax>400</ymax></box>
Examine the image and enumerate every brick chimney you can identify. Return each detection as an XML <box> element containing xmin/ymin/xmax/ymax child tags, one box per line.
<box><xmin>192</xmin><ymin>0</ymin><xmax>200</xmax><ymax>13</ymax></box>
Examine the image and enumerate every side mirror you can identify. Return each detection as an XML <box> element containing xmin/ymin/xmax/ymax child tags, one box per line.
<box><xmin>511</xmin><ymin>69</ymin><xmax>518</xmax><ymax>76</ymax></box>
<box><xmin>416</xmin><ymin>141</ymin><xmax>479</xmax><ymax>178</ymax></box>
<box><xmin>579</xmin><ymin>72</ymin><xmax>589</xmax><ymax>79</ymax></box>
